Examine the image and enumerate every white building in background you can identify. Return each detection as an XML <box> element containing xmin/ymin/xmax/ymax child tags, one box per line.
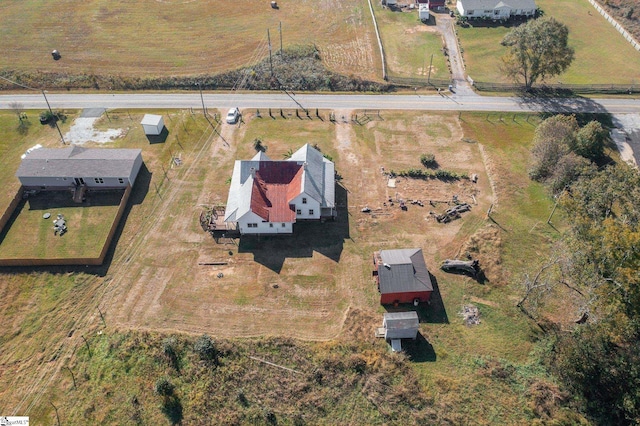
<box><xmin>456</xmin><ymin>0</ymin><xmax>537</xmax><ymax>19</ymax></box>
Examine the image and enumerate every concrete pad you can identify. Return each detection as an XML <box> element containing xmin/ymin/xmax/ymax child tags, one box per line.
<box><xmin>612</xmin><ymin>114</ymin><xmax>640</xmax><ymax>167</ymax></box>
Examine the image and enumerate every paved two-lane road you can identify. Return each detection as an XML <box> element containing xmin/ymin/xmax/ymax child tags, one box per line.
<box><xmin>1</xmin><ymin>92</ymin><xmax>639</xmax><ymax>114</ymax></box>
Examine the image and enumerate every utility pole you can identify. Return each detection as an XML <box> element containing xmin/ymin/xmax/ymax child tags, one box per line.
<box><xmin>427</xmin><ymin>53</ymin><xmax>434</xmax><ymax>85</ymax></box>
<box><xmin>267</xmin><ymin>29</ymin><xmax>274</xmax><ymax>77</ymax></box>
<box><xmin>279</xmin><ymin>21</ymin><xmax>283</xmax><ymax>55</ymax></box>
<box><xmin>42</xmin><ymin>90</ymin><xmax>66</xmax><ymax>145</ymax></box>
<box><xmin>195</xmin><ymin>82</ymin><xmax>206</xmax><ymax>115</ymax></box>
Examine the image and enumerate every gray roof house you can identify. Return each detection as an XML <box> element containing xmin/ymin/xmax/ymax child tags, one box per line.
<box><xmin>456</xmin><ymin>0</ymin><xmax>537</xmax><ymax>19</ymax></box>
<box><xmin>16</xmin><ymin>146</ymin><xmax>143</xmax><ymax>190</ymax></box>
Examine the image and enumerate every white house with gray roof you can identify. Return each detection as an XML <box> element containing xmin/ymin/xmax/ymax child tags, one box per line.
<box><xmin>456</xmin><ymin>0</ymin><xmax>536</xmax><ymax>19</ymax></box>
<box><xmin>16</xmin><ymin>146</ymin><xmax>143</xmax><ymax>190</ymax></box>
<box><xmin>223</xmin><ymin>144</ymin><xmax>336</xmax><ymax>235</ymax></box>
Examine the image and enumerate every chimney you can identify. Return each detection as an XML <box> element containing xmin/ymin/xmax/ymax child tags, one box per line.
<box><xmin>250</xmin><ymin>167</ymin><xmax>256</xmax><ymax>178</ymax></box>
<box><xmin>303</xmin><ymin>161</ymin><xmax>308</xmax><ymax>170</ymax></box>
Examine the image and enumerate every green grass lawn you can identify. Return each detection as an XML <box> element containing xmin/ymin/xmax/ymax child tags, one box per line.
<box><xmin>458</xmin><ymin>0</ymin><xmax>640</xmax><ymax>84</ymax></box>
<box><xmin>373</xmin><ymin>5</ymin><xmax>449</xmax><ymax>81</ymax></box>
<box><xmin>0</xmin><ymin>190</ymin><xmax>123</xmax><ymax>260</ymax></box>
<box><xmin>0</xmin><ymin>111</ymin><xmax>77</xmax><ymax>215</ymax></box>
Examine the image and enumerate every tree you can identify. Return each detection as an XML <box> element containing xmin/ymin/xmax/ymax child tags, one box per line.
<box><xmin>571</xmin><ymin>121</ymin><xmax>607</xmax><ymax>161</ymax></box>
<box><xmin>193</xmin><ymin>334</ymin><xmax>218</xmax><ymax>362</ymax></box>
<box><xmin>501</xmin><ymin>18</ymin><xmax>574</xmax><ymax>89</ymax></box>
<box><xmin>9</xmin><ymin>101</ymin><xmax>25</xmax><ymax>122</ymax></box>
<box><xmin>154</xmin><ymin>377</ymin><xmax>175</xmax><ymax>397</ymax></box>
<box><xmin>529</xmin><ymin>115</ymin><xmax>577</xmax><ymax>180</ymax></box>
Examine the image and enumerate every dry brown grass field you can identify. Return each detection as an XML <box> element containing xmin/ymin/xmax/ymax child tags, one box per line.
<box><xmin>0</xmin><ymin>0</ymin><xmax>381</xmax><ymax>81</ymax></box>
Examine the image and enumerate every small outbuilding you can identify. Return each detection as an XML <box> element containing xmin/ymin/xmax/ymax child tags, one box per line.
<box><xmin>382</xmin><ymin>311</ymin><xmax>419</xmax><ymax>340</ymax></box>
<box><xmin>376</xmin><ymin>311</ymin><xmax>419</xmax><ymax>352</ymax></box>
<box><xmin>140</xmin><ymin>114</ymin><xmax>165</xmax><ymax>136</ymax></box>
<box><xmin>373</xmin><ymin>248</ymin><xmax>434</xmax><ymax>305</ymax></box>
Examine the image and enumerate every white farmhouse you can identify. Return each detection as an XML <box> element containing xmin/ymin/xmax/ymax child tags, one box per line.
<box><xmin>16</xmin><ymin>146</ymin><xmax>143</xmax><ymax>190</ymax></box>
<box><xmin>223</xmin><ymin>144</ymin><xmax>336</xmax><ymax>235</ymax></box>
<box><xmin>456</xmin><ymin>0</ymin><xmax>536</xmax><ymax>19</ymax></box>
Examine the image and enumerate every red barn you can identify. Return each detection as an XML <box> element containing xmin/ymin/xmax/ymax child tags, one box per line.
<box><xmin>373</xmin><ymin>248</ymin><xmax>433</xmax><ymax>305</ymax></box>
<box><xmin>417</xmin><ymin>0</ymin><xmax>446</xmax><ymax>10</ymax></box>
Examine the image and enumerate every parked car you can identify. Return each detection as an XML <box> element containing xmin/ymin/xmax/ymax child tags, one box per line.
<box><xmin>226</xmin><ymin>107</ymin><xmax>240</xmax><ymax>124</ymax></box>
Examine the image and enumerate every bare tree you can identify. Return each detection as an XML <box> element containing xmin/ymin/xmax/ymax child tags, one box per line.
<box><xmin>9</xmin><ymin>101</ymin><xmax>25</xmax><ymax>122</ymax></box>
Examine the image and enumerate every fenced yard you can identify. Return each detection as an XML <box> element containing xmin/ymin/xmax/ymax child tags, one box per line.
<box><xmin>0</xmin><ymin>189</ymin><xmax>125</xmax><ymax>264</ymax></box>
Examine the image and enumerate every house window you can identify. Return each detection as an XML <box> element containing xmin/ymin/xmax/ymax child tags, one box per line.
<box><xmin>247</xmin><ymin>223</ymin><xmax>258</xmax><ymax>228</ymax></box>
<box><xmin>281</xmin><ymin>223</ymin><xmax>286</xmax><ymax>227</ymax></box>
<box><xmin>302</xmin><ymin>197</ymin><xmax>307</xmax><ymax>204</ymax></box>
<box><xmin>118</xmin><ymin>178</ymin><xmax>124</xmax><ymax>184</ymax></box>
<box><xmin>296</xmin><ymin>209</ymin><xmax>301</xmax><ymax>215</ymax></box>
<box><xmin>308</xmin><ymin>209</ymin><xmax>314</xmax><ymax>215</ymax></box>
<box><xmin>94</xmin><ymin>178</ymin><xmax>104</xmax><ymax>184</ymax></box>
<box><xmin>468</xmin><ymin>9</ymin><xmax>474</xmax><ymax>14</ymax></box>
<box><xmin>269</xmin><ymin>223</ymin><xmax>274</xmax><ymax>228</ymax></box>
<box><xmin>494</xmin><ymin>9</ymin><xmax>500</xmax><ymax>15</ymax></box>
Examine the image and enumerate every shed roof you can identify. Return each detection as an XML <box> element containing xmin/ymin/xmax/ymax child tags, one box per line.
<box><xmin>378</xmin><ymin>248</ymin><xmax>433</xmax><ymax>294</ymax></box>
<box><xmin>16</xmin><ymin>146</ymin><xmax>142</xmax><ymax>179</ymax></box>
<box><xmin>140</xmin><ymin>114</ymin><xmax>163</xmax><ymax>126</ymax></box>
<box><xmin>384</xmin><ymin>311</ymin><xmax>419</xmax><ymax>330</ymax></box>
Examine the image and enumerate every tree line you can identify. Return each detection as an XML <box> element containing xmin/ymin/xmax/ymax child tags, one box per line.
<box><xmin>522</xmin><ymin>113</ymin><xmax>640</xmax><ymax>424</ymax></box>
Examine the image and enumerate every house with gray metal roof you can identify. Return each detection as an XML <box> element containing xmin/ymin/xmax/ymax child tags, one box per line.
<box><xmin>16</xmin><ymin>146</ymin><xmax>143</xmax><ymax>190</ymax></box>
<box><xmin>456</xmin><ymin>0</ymin><xmax>536</xmax><ymax>19</ymax></box>
<box><xmin>223</xmin><ymin>144</ymin><xmax>336</xmax><ymax>235</ymax></box>
<box><xmin>374</xmin><ymin>248</ymin><xmax>433</xmax><ymax>305</ymax></box>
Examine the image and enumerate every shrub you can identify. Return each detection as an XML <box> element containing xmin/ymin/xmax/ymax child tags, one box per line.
<box><xmin>420</xmin><ymin>153</ymin><xmax>438</xmax><ymax>169</ymax></box>
<box><xmin>154</xmin><ymin>377</ymin><xmax>174</xmax><ymax>396</ymax></box>
<box><xmin>193</xmin><ymin>334</ymin><xmax>218</xmax><ymax>362</ymax></box>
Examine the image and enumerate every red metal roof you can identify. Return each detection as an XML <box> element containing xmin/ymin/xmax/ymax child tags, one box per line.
<box><xmin>249</xmin><ymin>162</ymin><xmax>303</xmax><ymax>223</ymax></box>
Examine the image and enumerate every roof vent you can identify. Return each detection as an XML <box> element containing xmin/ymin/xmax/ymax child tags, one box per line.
<box><xmin>250</xmin><ymin>167</ymin><xmax>256</xmax><ymax>178</ymax></box>
<box><xmin>383</xmin><ymin>263</ymin><xmax>391</xmax><ymax>269</ymax></box>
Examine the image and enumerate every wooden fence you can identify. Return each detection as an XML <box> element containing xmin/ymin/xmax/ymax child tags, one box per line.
<box><xmin>0</xmin><ymin>185</ymin><xmax>132</xmax><ymax>267</ymax></box>
<box><xmin>0</xmin><ymin>186</ymin><xmax>24</xmax><ymax>235</ymax></box>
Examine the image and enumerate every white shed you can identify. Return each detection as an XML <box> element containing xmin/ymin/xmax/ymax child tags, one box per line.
<box><xmin>383</xmin><ymin>311</ymin><xmax>419</xmax><ymax>340</ymax></box>
<box><xmin>419</xmin><ymin>4</ymin><xmax>430</xmax><ymax>20</ymax></box>
<box><xmin>140</xmin><ymin>114</ymin><xmax>165</xmax><ymax>136</ymax></box>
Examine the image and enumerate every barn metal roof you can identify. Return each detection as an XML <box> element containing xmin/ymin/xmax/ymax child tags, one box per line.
<box><xmin>16</xmin><ymin>146</ymin><xmax>142</xmax><ymax>179</ymax></box>
<box><xmin>378</xmin><ymin>248</ymin><xmax>433</xmax><ymax>294</ymax></box>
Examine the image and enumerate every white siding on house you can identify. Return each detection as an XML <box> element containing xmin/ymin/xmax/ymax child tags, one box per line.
<box><xmin>289</xmin><ymin>194</ymin><xmax>320</xmax><ymax>220</ymax></box>
<box><xmin>237</xmin><ymin>211</ymin><xmax>294</xmax><ymax>234</ymax></box>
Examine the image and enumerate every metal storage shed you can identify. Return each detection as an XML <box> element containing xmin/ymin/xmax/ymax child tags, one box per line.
<box><xmin>140</xmin><ymin>114</ymin><xmax>165</xmax><ymax>136</ymax></box>
<box><xmin>383</xmin><ymin>311</ymin><xmax>419</xmax><ymax>340</ymax></box>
